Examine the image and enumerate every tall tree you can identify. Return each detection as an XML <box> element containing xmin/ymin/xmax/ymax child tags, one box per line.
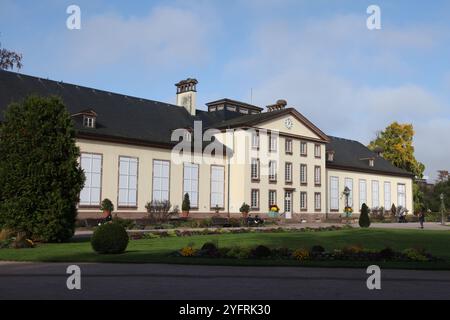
<box><xmin>0</xmin><ymin>41</ymin><xmax>23</xmax><ymax>71</ymax></box>
<box><xmin>0</xmin><ymin>96</ymin><xmax>84</xmax><ymax>242</ymax></box>
<box><xmin>368</xmin><ymin>122</ymin><xmax>425</xmax><ymax>178</ymax></box>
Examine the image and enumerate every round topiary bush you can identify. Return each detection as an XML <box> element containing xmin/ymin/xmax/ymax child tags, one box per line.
<box><xmin>310</xmin><ymin>245</ymin><xmax>325</xmax><ymax>254</ymax></box>
<box><xmin>91</xmin><ymin>222</ymin><xmax>129</xmax><ymax>254</ymax></box>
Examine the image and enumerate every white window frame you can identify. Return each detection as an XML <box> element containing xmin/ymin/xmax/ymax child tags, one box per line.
<box><xmin>210</xmin><ymin>165</ymin><xmax>225</xmax><ymax>208</ymax></box>
<box><xmin>252</xmin><ymin>132</ymin><xmax>259</xmax><ymax>149</ymax></box>
<box><xmin>285</xmin><ymin>162</ymin><xmax>292</xmax><ymax>183</ymax></box>
<box><xmin>251</xmin><ymin>189</ymin><xmax>260</xmax><ymax>209</ymax></box>
<box><xmin>300</xmin><ymin>164</ymin><xmax>307</xmax><ymax>184</ymax></box>
<box><xmin>384</xmin><ymin>182</ymin><xmax>391</xmax><ymax>209</ymax></box>
<box><xmin>183</xmin><ymin>163</ymin><xmax>198</xmax><ymax>208</ymax></box>
<box><xmin>300</xmin><ymin>192</ymin><xmax>307</xmax><ymax>210</ymax></box>
<box><xmin>314</xmin><ymin>144</ymin><xmax>321</xmax><ymax>158</ymax></box>
<box><xmin>314</xmin><ymin>192</ymin><xmax>321</xmax><ymax>211</ymax></box>
<box><xmin>269</xmin><ymin>135</ymin><xmax>277</xmax><ymax>152</ymax></box>
<box><xmin>79</xmin><ymin>153</ymin><xmax>102</xmax><ymax>206</ymax></box>
<box><xmin>300</xmin><ymin>141</ymin><xmax>307</xmax><ymax>156</ymax></box>
<box><xmin>372</xmin><ymin>180</ymin><xmax>379</xmax><ymax>208</ymax></box>
<box><xmin>314</xmin><ymin>166</ymin><xmax>321</xmax><ymax>185</ymax></box>
<box><xmin>118</xmin><ymin>156</ymin><xmax>138</xmax><ymax>207</ymax></box>
<box><xmin>359</xmin><ymin>179</ymin><xmax>367</xmax><ymax>210</ymax></box>
<box><xmin>269</xmin><ymin>190</ymin><xmax>277</xmax><ymax>207</ymax></box>
<box><xmin>330</xmin><ymin>176</ymin><xmax>339</xmax><ymax>211</ymax></box>
<box><xmin>152</xmin><ymin>160</ymin><xmax>170</xmax><ymax>203</ymax></box>
<box><xmin>269</xmin><ymin>161</ymin><xmax>277</xmax><ymax>181</ymax></box>
<box><xmin>285</xmin><ymin>139</ymin><xmax>293</xmax><ymax>154</ymax></box>
<box><xmin>398</xmin><ymin>184</ymin><xmax>406</xmax><ymax>208</ymax></box>
<box><xmin>83</xmin><ymin>115</ymin><xmax>95</xmax><ymax>128</ymax></box>
<box><xmin>344</xmin><ymin>178</ymin><xmax>353</xmax><ymax>208</ymax></box>
<box><xmin>251</xmin><ymin>158</ymin><xmax>260</xmax><ymax>180</ymax></box>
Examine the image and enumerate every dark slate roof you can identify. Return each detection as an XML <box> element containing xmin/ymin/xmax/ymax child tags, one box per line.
<box><xmin>326</xmin><ymin>136</ymin><xmax>414</xmax><ymax>177</ymax></box>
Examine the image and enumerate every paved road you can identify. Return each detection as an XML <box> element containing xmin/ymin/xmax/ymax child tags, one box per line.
<box><xmin>0</xmin><ymin>262</ymin><xmax>449</xmax><ymax>300</ymax></box>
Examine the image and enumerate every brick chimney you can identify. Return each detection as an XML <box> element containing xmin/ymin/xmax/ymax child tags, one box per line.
<box><xmin>175</xmin><ymin>78</ymin><xmax>198</xmax><ymax>116</ymax></box>
<box><xmin>266</xmin><ymin>99</ymin><xmax>287</xmax><ymax>112</ymax></box>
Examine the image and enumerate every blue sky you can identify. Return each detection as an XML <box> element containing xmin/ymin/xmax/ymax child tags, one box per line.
<box><xmin>1</xmin><ymin>0</ymin><xmax>449</xmax><ymax>180</ymax></box>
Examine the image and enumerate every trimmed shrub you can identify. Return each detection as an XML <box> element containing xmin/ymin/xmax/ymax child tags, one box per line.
<box><xmin>359</xmin><ymin>203</ymin><xmax>371</xmax><ymax>228</ymax></box>
<box><xmin>252</xmin><ymin>245</ymin><xmax>272</xmax><ymax>258</ymax></box>
<box><xmin>91</xmin><ymin>223</ymin><xmax>129</xmax><ymax>254</ymax></box>
<box><xmin>201</xmin><ymin>242</ymin><xmax>218</xmax><ymax>252</ymax></box>
<box><xmin>112</xmin><ymin>215</ymin><xmax>135</xmax><ymax>230</ymax></box>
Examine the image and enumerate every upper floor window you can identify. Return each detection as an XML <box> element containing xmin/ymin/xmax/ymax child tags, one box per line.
<box><xmin>83</xmin><ymin>115</ymin><xmax>96</xmax><ymax>128</ymax></box>
<box><xmin>300</xmin><ymin>164</ymin><xmax>307</xmax><ymax>184</ymax></box>
<box><xmin>314</xmin><ymin>144</ymin><xmax>321</xmax><ymax>158</ymax></box>
<box><xmin>252</xmin><ymin>132</ymin><xmax>259</xmax><ymax>149</ymax></box>
<box><xmin>300</xmin><ymin>141</ymin><xmax>307</xmax><ymax>156</ymax></box>
<box><xmin>251</xmin><ymin>158</ymin><xmax>260</xmax><ymax>180</ymax></box>
<box><xmin>269</xmin><ymin>161</ymin><xmax>277</xmax><ymax>182</ymax></box>
<box><xmin>285</xmin><ymin>162</ymin><xmax>293</xmax><ymax>184</ymax></box>
<box><xmin>314</xmin><ymin>166</ymin><xmax>321</xmax><ymax>186</ymax></box>
<box><xmin>269</xmin><ymin>135</ymin><xmax>277</xmax><ymax>152</ymax></box>
<box><xmin>285</xmin><ymin>139</ymin><xmax>293</xmax><ymax>154</ymax></box>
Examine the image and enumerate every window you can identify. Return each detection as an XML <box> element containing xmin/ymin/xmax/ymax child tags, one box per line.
<box><xmin>269</xmin><ymin>161</ymin><xmax>277</xmax><ymax>182</ymax></box>
<box><xmin>251</xmin><ymin>132</ymin><xmax>259</xmax><ymax>149</ymax></box>
<box><xmin>251</xmin><ymin>189</ymin><xmax>260</xmax><ymax>209</ymax></box>
<box><xmin>372</xmin><ymin>180</ymin><xmax>379</xmax><ymax>208</ymax></box>
<box><xmin>330</xmin><ymin>176</ymin><xmax>339</xmax><ymax>211</ymax></box>
<box><xmin>314</xmin><ymin>144</ymin><xmax>321</xmax><ymax>158</ymax></box>
<box><xmin>314</xmin><ymin>193</ymin><xmax>321</xmax><ymax>211</ymax></box>
<box><xmin>240</xmin><ymin>108</ymin><xmax>249</xmax><ymax>114</ymax></box>
<box><xmin>269</xmin><ymin>135</ymin><xmax>277</xmax><ymax>152</ymax></box>
<box><xmin>79</xmin><ymin>153</ymin><xmax>102</xmax><ymax>206</ymax></box>
<box><xmin>285</xmin><ymin>162</ymin><xmax>292</xmax><ymax>183</ymax></box>
<box><xmin>359</xmin><ymin>179</ymin><xmax>367</xmax><ymax>209</ymax></box>
<box><xmin>398</xmin><ymin>184</ymin><xmax>406</xmax><ymax>208</ymax></box>
<box><xmin>183</xmin><ymin>163</ymin><xmax>198</xmax><ymax>208</ymax></box>
<box><xmin>251</xmin><ymin>158</ymin><xmax>260</xmax><ymax>180</ymax></box>
<box><xmin>300</xmin><ymin>164</ymin><xmax>307</xmax><ymax>184</ymax></box>
<box><xmin>269</xmin><ymin>190</ymin><xmax>277</xmax><ymax>207</ymax></box>
<box><xmin>83</xmin><ymin>116</ymin><xmax>95</xmax><ymax>128</ymax></box>
<box><xmin>344</xmin><ymin>178</ymin><xmax>353</xmax><ymax>207</ymax></box>
<box><xmin>118</xmin><ymin>156</ymin><xmax>138</xmax><ymax>207</ymax></box>
<box><xmin>384</xmin><ymin>182</ymin><xmax>391</xmax><ymax>209</ymax></box>
<box><xmin>285</xmin><ymin>139</ymin><xmax>293</xmax><ymax>154</ymax></box>
<box><xmin>314</xmin><ymin>166</ymin><xmax>321</xmax><ymax>185</ymax></box>
<box><xmin>227</xmin><ymin>106</ymin><xmax>236</xmax><ymax>112</ymax></box>
<box><xmin>152</xmin><ymin>160</ymin><xmax>169</xmax><ymax>202</ymax></box>
<box><xmin>300</xmin><ymin>192</ymin><xmax>307</xmax><ymax>210</ymax></box>
<box><xmin>211</xmin><ymin>166</ymin><xmax>225</xmax><ymax>208</ymax></box>
<box><xmin>300</xmin><ymin>141</ymin><xmax>307</xmax><ymax>156</ymax></box>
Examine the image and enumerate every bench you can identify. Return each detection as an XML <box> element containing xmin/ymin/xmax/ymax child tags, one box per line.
<box><xmin>211</xmin><ymin>216</ymin><xmax>231</xmax><ymax>228</ymax></box>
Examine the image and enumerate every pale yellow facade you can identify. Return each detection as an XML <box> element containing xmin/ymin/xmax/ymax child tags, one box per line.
<box><xmin>77</xmin><ymin>111</ymin><xmax>413</xmax><ymax>221</ymax></box>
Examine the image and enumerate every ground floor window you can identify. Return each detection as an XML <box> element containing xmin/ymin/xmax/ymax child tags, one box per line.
<box><xmin>384</xmin><ymin>182</ymin><xmax>391</xmax><ymax>209</ymax></box>
<box><xmin>359</xmin><ymin>179</ymin><xmax>367</xmax><ymax>209</ymax></box>
<box><xmin>251</xmin><ymin>189</ymin><xmax>260</xmax><ymax>209</ymax></box>
<box><xmin>398</xmin><ymin>183</ymin><xmax>406</xmax><ymax>208</ymax></box>
<box><xmin>314</xmin><ymin>192</ymin><xmax>321</xmax><ymax>211</ymax></box>
<box><xmin>183</xmin><ymin>163</ymin><xmax>198</xmax><ymax>208</ymax></box>
<box><xmin>211</xmin><ymin>166</ymin><xmax>225</xmax><ymax>208</ymax></box>
<box><xmin>268</xmin><ymin>190</ymin><xmax>277</xmax><ymax>207</ymax></box>
<box><xmin>300</xmin><ymin>192</ymin><xmax>307</xmax><ymax>210</ymax></box>
<box><xmin>330</xmin><ymin>176</ymin><xmax>339</xmax><ymax>210</ymax></box>
<box><xmin>372</xmin><ymin>180</ymin><xmax>379</xmax><ymax>208</ymax></box>
<box><xmin>118</xmin><ymin>156</ymin><xmax>138</xmax><ymax>207</ymax></box>
<box><xmin>79</xmin><ymin>153</ymin><xmax>102</xmax><ymax>206</ymax></box>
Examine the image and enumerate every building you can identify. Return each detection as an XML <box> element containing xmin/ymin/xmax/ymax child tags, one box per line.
<box><xmin>0</xmin><ymin>71</ymin><xmax>414</xmax><ymax>221</ymax></box>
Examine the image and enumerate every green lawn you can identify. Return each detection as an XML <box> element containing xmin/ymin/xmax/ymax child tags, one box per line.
<box><xmin>1</xmin><ymin>229</ymin><xmax>450</xmax><ymax>269</ymax></box>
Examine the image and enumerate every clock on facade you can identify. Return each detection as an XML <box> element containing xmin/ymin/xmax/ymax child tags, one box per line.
<box><xmin>284</xmin><ymin>118</ymin><xmax>293</xmax><ymax>129</ymax></box>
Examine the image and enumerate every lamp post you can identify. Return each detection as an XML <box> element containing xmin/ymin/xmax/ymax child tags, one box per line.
<box><xmin>440</xmin><ymin>193</ymin><xmax>446</xmax><ymax>226</ymax></box>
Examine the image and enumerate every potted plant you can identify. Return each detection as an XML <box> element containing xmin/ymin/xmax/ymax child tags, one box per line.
<box><xmin>240</xmin><ymin>203</ymin><xmax>250</xmax><ymax>219</ymax></box>
<box><xmin>100</xmin><ymin>198</ymin><xmax>114</xmax><ymax>216</ymax></box>
<box><xmin>181</xmin><ymin>193</ymin><xmax>190</xmax><ymax>218</ymax></box>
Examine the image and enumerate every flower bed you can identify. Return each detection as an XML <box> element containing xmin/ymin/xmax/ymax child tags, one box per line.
<box><xmin>172</xmin><ymin>243</ymin><xmax>441</xmax><ymax>263</ymax></box>
<box><xmin>129</xmin><ymin>225</ymin><xmax>348</xmax><ymax>240</ymax></box>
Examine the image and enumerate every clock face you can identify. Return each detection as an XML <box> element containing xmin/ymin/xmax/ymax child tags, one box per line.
<box><xmin>285</xmin><ymin>118</ymin><xmax>293</xmax><ymax>130</ymax></box>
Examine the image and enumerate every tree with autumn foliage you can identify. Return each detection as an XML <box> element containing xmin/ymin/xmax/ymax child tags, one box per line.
<box><xmin>368</xmin><ymin>122</ymin><xmax>425</xmax><ymax>178</ymax></box>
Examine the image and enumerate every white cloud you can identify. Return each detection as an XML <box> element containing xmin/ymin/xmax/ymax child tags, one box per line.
<box><xmin>225</xmin><ymin>14</ymin><xmax>450</xmax><ymax>179</ymax></box>
<box><xmin>55</xmin><ymin>5</ymin><xmax>218</xmax><ymax>71</ymax></box>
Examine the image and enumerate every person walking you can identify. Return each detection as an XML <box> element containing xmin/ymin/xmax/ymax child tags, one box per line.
<box><xmin>418</xmin><ymin>210</ymin><xmax>425</xmax><ymax>229</ymax></box>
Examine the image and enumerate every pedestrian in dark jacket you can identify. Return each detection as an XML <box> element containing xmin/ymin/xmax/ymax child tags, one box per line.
<box><xmin>418</xmin><ymin>211</ymin><xmax>425</xmax><ymax>229</ymax></box>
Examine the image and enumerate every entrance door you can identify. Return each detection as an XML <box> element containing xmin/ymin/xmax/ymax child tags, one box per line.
<box><xmin>284</xmin><ymin>191</ymin><xmax>292</xmax><ymax>219</ymax></box>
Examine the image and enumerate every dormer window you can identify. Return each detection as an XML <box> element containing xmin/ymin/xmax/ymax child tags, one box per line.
<box><xmin>327</xmin><ymin>151</ymin><xmax>335</xmax><ymax>162</ymax></box>
<box><xmin>83</xmin><ymin>115</ymin><xmax>96</xmax><ymax>128</ymax></box>
<box><xmin>369</xmin><ymin>159</ymin><xmax>375</xmax><ymax>167</ymax></box>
